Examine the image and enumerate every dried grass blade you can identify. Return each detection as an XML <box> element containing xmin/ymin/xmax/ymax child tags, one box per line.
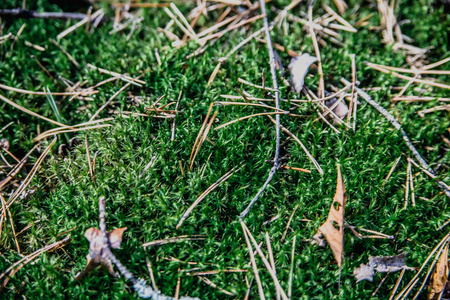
<box><xmin>0</xmin><ymin>93</ymin><xmax>66</xmax><ymax>127</ymax></box>
<box><xmin>176</xmin><ymin>167</ymin><xmax>239</xmax><ymax>229</ymax></box>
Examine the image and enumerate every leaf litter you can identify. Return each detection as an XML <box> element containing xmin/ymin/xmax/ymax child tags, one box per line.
<box><xmin>312</xmin><ymin>165</ymin><xmax>346</xmax><ymax>268</ymax></box>
<box><xmin>353</xmin><ymin>253</ymin><xmax>414</xmax><ymax>282</ymax></box>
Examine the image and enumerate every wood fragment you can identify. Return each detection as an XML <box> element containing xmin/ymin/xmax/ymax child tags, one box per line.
<box><xmin>281</xmin><ymin>204</ymin><xmax>299</xmax><ymax>241</ymax></box>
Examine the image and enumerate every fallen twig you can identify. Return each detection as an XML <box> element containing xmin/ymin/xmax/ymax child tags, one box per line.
<box><xmin>341</xmin><ymin>78</ymin><xmax>450</xmax><ymax>198</ymax></box>
<box><xmin>239</xmin><ymin>0</ymin><xmax>282</xmax><ymax>220</ymax></box>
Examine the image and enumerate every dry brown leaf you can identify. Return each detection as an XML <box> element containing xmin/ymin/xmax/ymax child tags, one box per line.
<box><xmin>316</xmin><ymin>165</ymin><xmax>347</xmax><ymax>267</ymax></box>
<box><xmin>353</xmin><ymin>253</ymin><xmax>414</xmax><ymax>282</ymax></box>
<box><xmin>429</xmin><ymin>243</ymin><xmax>449</xmax><ymax>299</ymax></box>
<box><xmin>75</xmin><ymin>227</ymin><xmax>127</xmax><ymax>280</ymax></box>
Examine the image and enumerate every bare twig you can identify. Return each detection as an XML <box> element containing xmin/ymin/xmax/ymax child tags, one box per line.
<box><xmin>240</xmin><ymin>0</ymin><xmax>281</xmax><ymax>220</ymax></box>
<box><xmin>341</xmin><ymin>78</ymin><xmax>450</xmax><ymax>198</ymax></box>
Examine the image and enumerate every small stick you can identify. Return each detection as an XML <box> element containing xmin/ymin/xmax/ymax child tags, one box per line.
<box><xmin>85</xmin><ymin>135</ymin><xmax>93</xmax><ymax>180</ymax></box>
<box><xmin>372</xmin><ymin>272</ymin><xmax>390</xmax><ymax>297</ymax></box>
<box><xmin>347</xmin><ymin>54</ymin><xmax>356</xmax><ymax>128</ymax></box>
<box><xmin>34</xmin><ymin>118</ymin><xmax>112</xmax><ymax>141</ymax></box>
<box><xmin>389</xmin><ymin>268</ymin><xmax>406</xmax><ymax>300</ymax></box>
<box><xmin>215</xmin><ymin>101</ymin><xmax>285</xmax><ymax>111</ymax></box>
<box><xmin>0</xmin><ymin>194</ymin><xmax>7</xmax><ymax>240</ymax></box>
<box><xmin>57</xmin><ymin>9</ymin><xmax>103</xmax><ymax>40</ymax></box>
<box><xmin>175</xmin><ymin>274</ymin><xmax>181</xmax><ymax>300</ymax></box>
<box><xmin>308</xmin><ymin>6</ymin><xmax>325</xmax><ymax>97</ymax></box>
<box><xmin>189</xmin><ymin>103</ymin><xmax>213</xmax><ymax>169</ymax></box>
<box><xmin>241</xmin><ymin>221</ymin><xmax>289</xmax><ymax>300</ymax></box>
<box><xmin>34</xmin><ymin>124</ymin><xmax>112</xmax><ymax>142</ymax></box>
<box><xmin>267</xmin><ymin>115</ymin><xmax>323</xmax><ymax>174</ymax></box>
<box><xmin>112</xmin><ymin>3</ymin><xmax>169</xmax><ymax>8</ymax></box>
<box><xmin>89</xmin><ymin>82</ymin><xmax>132</xmax><ymax>121</ymax></box>
<box><xmin>341</xmin><ymin>78</ymin><xmax>450</xmax><ymax>198</ymax></box>
<box><xmin>0</xmin><ymin>8</ymin><xmax>87</xmax><ymax>20</ymax></box>
<box><xmin>281</xmin><ymin>204</ymin><xmax>299</xmax><ymax>241</ymax></box>
<box><xmin>288</xmin><ymin>236</ymin><xmax>296</xmax><ymax>299</ymax></box>
<box><xmin>176</xmin><ymin>167</ymin><xmax>239</xmax><ymax>229</ymax></box>
<box><xmin>240</xmin><ymin>222</ymin><xmax>266</xmax><ymax>300</ymax></box>
<box><xmin>265</xmin><ymin>232</ymin><xmax>280</xmax><ymax>300</ymax></box>
<box><xmin>197</xmin><ymin>276</ymin><xmax>234</xmax><ymax>296</ymax></box>
<box><xmin>279</xmin><ymin>165</ymin><xmax>311</xmax><ymax>173</ymax></box>
<box><xmin>190</xmin><ymin>111</ymin><xmax>217</xmax><ymax>170</ymax></box>
<box><xmin>0</xmin><ymin>93</ymin><xmax>66</xmax><ymax>127</ymax></box>
<box><xmin>145</xmin><ymin>257</ymin><xmax>158</xmax><ymax>291</ymax></box>
<box><xmin>91</xmin><ymin>151</ymin><xmax>98</xmax><ymax>182</ymax></box>
<box><xmin>143</xmin><ymin>235</ymin><xmax>204</xmax><ymax>248</ymax></box>
<box><xmin>87</xmin><ymin>64</ymin><xmax>146</xmax><ymax>85</ymax></box>
<box><xmin>422</xmin><ymin>57</ymin><xmax>450</xmax><ymax>70</ymax></box>
<box><xmin>49</xmin><ymin>38</ymin><xmax>80</xmax><ymax>68</ymax></box>
<box><xmin>237</xmin><ymin>1</ymin><xmax>281</xmax><ymax>221</ymax></box>
<box><xmin>404</xmin><ymin>160</ymin><xmax>410</xmax><ymax>209</ymax></box>
<box><xmin>384</xmin><ymin>156</ymin><xmax>402</xmax><ymax>184</ymax></box>
<box><xmin>138</xmin><ymin>156</ymin><xmax>157</xmax><ymax>179</ymax></box>
<box><xmin>0</xmin><ymin>83</ymin><xmax>95</xmax><ymax>96</ymax></box>
<box><xmin>366</xmin><ymin>62</ymin><xmax>450</xmax><ymax>75</ymax></box>
<box><xmin>238</xmin><ymin>78</ymin><xmax>278</xmax><ymax>92</ymax></box>
<box><xmin>409</xmin><ymin>159</ymin><xmax>415</xmax><ymax>206</ymax></box>
<box><xmin>7</xmin><ymin>207</ymin><xmax>20</xmax><ymax>253</ymax></box>
<box><xmin>390</xmin><ymin>96</ymin><xmax>450</xmax><ymax>102</ymax></box>
<box><xmin>244</xmin><ymin>277</ymin><xmax>254</xmax><ymax>300</ymax></box>
<box><xmin>171</xmin><ymin>90</ymin><xmax>182</xmax><ymax>141</ymax></box>
<box><xmin>215</xmin><ymin>111</ymin><xmax>287</xmax><ymax>130</ymax></box>
<box><xmin>367</xmin><ymin>63</ymin><xmax>450</xmax><ymax>90</ymax></box>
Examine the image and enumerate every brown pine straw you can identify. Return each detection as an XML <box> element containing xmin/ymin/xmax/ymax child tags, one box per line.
<box><xmin>176</xmin><ymin>166</ymin><xmax>240</xmax><ymax>229</ymax></box>
<box><xmin>3</xmin><ymin>138</ymin><xmax>57</xmax><ymax>213</ymax></box>
<box><xmin>0</xmin><ymin>93</ymin><xmax>66</xmax><ymax>127</ymax></box>
<box><xmin>0</xmin><ymin>235</ymin><xmax>71</xmax><ymax>289</ymax></box>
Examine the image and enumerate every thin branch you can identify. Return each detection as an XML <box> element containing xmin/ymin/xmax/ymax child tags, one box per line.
<box><xmin>341</xmin><ymin>78</ymin><xmax>450</xmax><ymax>198</ymax></box>
<box><xmin>240</xmin><ymin>0</ymin><xmax>281</xmax><ymax>220</ymax></box>
<box><xmin>0</xmin><ymin>8</ymin><xmax>87</xmax><ymax>20</ymax></box>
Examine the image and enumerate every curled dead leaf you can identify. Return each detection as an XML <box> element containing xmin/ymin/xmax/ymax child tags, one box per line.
<box><xmin>429</xmin><ymin>243</ymin><xmax>449</xmax><ymax>299</ymax></box>
<box><xmin>314</xmin><ymin>165</ymin><xmax>346</xmax><ymax>268</ymax></box>
<box><xmin>288</xmin><ymin>53</ymin><xmax>317</xmax><ymax>95</ymax></box>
